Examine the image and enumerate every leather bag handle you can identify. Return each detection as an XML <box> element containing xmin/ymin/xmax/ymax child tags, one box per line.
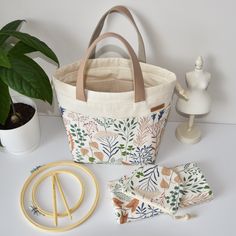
<box><xmin>88</xmin><ymin>5</ymin><xmax>146</xmax><ymax>62</ymax></box>
<box><xmin>76</xmin><ymin>32</ymin><xmax>146</xmax><ymax>103</ymax></box>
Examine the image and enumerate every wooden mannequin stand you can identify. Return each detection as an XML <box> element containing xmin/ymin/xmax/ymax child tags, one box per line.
<box><xmin>175</xmin><ymin>115</ymin><xmax>201</xmax><ymax>144</ymax></box>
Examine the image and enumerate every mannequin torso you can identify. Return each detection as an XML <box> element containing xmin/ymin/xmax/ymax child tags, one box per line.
<box><xmin>186</xmin><ymin>70</ymin><xmax>210</xmax><ymax>90</ymax></box>
<box><xmin>176</xmin><ymin>62</ymin><xmax>211</xmax><ymax>115</ymax></box>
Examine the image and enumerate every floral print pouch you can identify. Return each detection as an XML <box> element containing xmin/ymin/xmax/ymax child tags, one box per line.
<box><xmin>108</xmin><ymin>163</ymin><xmax>213</xmax><ymax>224</ymax></box>
<box><xmin>118</xmin><ymin>165</ymin><xmax>183</xmax><ymax>215</ymax></box>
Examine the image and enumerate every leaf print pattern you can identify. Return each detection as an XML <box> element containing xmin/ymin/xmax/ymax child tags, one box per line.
<box><xmin>83</xmin><ymin>121</ymin><xmax>98</xmax><ymax>139</ymax></box>
<box><xmin>66</xmin><ymin>129</ymin><xmax>74</xmax><ymax>151</ymax></box>
<box><xmin>96</xmin><ymin>136</ymin><xmax>119</xmax><ymax>163</ymax></box>
<box><xmin>60</xmin><ymin>105</ymin><xmax>170</xmax><ymax>164</ymax></box>
<box><xmin>114</xmin><ymin>118</ymin><xmax>137</xmax><ymax>162</ymax></box>
<box><xmin>108</xmin><ymin>180</ymin><xmax>162</xmax><ymax>224</ymax></box>
<box><xmin>120</xmin><ymin>211</ymin><xmax>128</xmax><ymax>224</ymax></box>
<box><xmin>161</xmin><ymin>167</ymin><xmax>171</xmax><ymax>176</ymax></box>
<box><xmin>94</xmin><ymin>117</ymin><xmax>119</xmax><ymax>163</ymax></box>
<box><xmin>95</xmin><ymin>117</ymin><xmax>115</xmax><ymax>130</ymax></box>
<box><xmin>160</xmin><ymin>178</ymin><xmax>169</xmax><ymax>189</ymax></box>
<box><xmin>179</xmin><ymin>192</ymin><xmax>212</xmax><ymax>208</ymax></box>
<box><xmin>108</xmin><ymin>163</ymin><xmax>213</xmax><ymax>224</ymax></box>
<box><xmin>130</xmin><ymin>145</ymin><xmax>154</xmax><ymax>165</ymax></box>
<box><xmin>166</xmin><ymin>186</ymin><xmax>181</xmax><ymax>212</ymax></box>
<box><xmin>135</xmin><ymin>202</ymin><xmax>147</xmax><ymax>216</ymax></box>
<box><xmin>174</xmin><ymin>175</ymin><xmax>182</xmax><ymax>183</ymax></box>
<box><xmin>113</xmin><ymin>198</ymin><xmax>123</xmax><ymax>208</ymax></box>
<box><xmin>94</xmin><ymin>151</ymin><xmax>104</xmax><ymax>161</ymax></box>
<box><xmin>80</xmin><ymin>148</ymin><xmax>89</xmax><ymax>156</ymax></box>
<box><xmin>138</xmin><ymin>165</ymin><xmax>160</xmax><ymax>192</ymax></box>
<box><xmin>69</xmin><ymin>124</ymin><xmax>87</xmax><ymax>148</ymax></box>
<box><xmin>133</xmin><ymin>117</ymin><xmax>151</xmax><ymax>147</ymax></box>
<box><xmin>148</xmin><ymin>107</ymin><xmax>170</xmax><ymax>156</ymax></box>
<box><xmin>174</xmin><ymin>163</ymin><xmax>213</xmax><ymax>204</ymax></box>
<box><xmin>135</xmin><ymin>203</ymin><xmax>162</xmax><ymax>219</ymax></box>
<box><xmin>89</xmin><ymin>141</ymin><xmax>99</xmax><ymax>149</ymax></box>
<box><xmin>121</xmin><ymin>165</ymin><xmax>183</xmax><ymax>215</ymax></box>
<box><xmin>125</xmin><ymin>199</ymin><xmax>139</xmax><ymax>213</ymax></box>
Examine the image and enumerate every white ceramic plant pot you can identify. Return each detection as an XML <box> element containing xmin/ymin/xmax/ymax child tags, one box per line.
<box><xmin>0</xmin><ymin>96</ymin><xmax>40</xmax><ymax>155</ymax></box>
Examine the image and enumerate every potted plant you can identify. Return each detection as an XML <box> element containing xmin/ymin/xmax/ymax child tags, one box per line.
<box><xmin>0</xmin><ymin>20</ymin><xmax>59</xmax><ymax>155</ymax></box>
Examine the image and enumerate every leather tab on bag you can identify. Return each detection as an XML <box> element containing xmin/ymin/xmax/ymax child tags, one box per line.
<box><xmin>150</xmin><ymin>103</ymin><xmax>165</xmax><ymax>112</ymax></box>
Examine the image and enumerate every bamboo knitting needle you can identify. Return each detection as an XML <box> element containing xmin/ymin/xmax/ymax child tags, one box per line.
<box><xmin>55</xmin><ymin>174</ymin><xmax>72</xmax><ymax>220</ymax></box>
<box><xmin>52</xmin><ymin>175</ymin><xmax>58</xmax><ymax>226</ymax></box>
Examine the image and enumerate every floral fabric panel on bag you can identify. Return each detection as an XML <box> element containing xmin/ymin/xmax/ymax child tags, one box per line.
<box><xmin>108</xmin><ymin>163</ymin><xmax>213</xmax><ymax>224</ymax></box>
<box><xmin>60</xmin><ymin>106</ymin><xmax>170</xmax><ymax>164</ymax></box>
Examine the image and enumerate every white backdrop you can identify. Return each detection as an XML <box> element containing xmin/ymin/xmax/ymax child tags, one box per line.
<box><xmin>1</xmin><ymin>0</ymin><xmax>236</xmax><ymax>124</ymax></box>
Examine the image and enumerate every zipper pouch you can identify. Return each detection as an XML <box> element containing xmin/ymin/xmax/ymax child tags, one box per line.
<box><xmin>108</xmin><ymin>163</ymin><xmax>213</xmax><ymax>224</ymax></box>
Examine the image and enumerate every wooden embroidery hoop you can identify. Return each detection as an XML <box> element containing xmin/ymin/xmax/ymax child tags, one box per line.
<box><xmin>20</xmin><ymin>161</ymin><xmax>99</xmax><ymax>232</ymax></box>
<box><xmin>32</xmin><ymin>169</ymin><xmax>85</xmax><ymax>217</ymax></box>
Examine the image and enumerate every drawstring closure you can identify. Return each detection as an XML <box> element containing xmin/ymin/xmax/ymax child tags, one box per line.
<box><xmin>173</xmin><ymin>213</ymin><xmax>192</xmax><ymax>221</ymax></box>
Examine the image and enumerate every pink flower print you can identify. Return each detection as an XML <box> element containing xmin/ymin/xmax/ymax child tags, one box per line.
<box><xmin>67</xmin><ymin>112</ymin><xmax>78</xmax><ymax>121</ymax></box>
<box><xmin>77</xmin><ymin>114</ymin><xmax>90</xmax><ymax>123</ymax></box>
<box><xmin>83</xmin><ymin>121</ymin><xmax>98</xmax><ymax>139</ymax></box>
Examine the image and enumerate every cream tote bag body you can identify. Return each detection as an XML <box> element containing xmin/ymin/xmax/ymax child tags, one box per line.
<box><xmin>53</xmin><ymin>7</ymin><xmax>176</xmax><ymax>164</ymax></box>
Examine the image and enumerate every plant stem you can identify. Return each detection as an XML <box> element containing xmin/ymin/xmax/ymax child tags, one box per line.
<box><xmin>10</xmin><ymin>97</ymin><xmax>22</xmax><ymax>124</ymax></box>
<box><xmin>10</xmin><ymin>97</ymin><xmax>16</xmax><ymax>116</ymax></box>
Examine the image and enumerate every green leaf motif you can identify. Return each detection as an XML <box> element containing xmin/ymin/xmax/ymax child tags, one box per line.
<box><xmin>0</xmin><ymin>20</ymin><xmax>25</xmax><ymax>46</ymax></box>
<box><xmin>69</xmin><ymin>124</ymin><xmax>87</xmax><ymax>148</ymax></box>
<box><xmin>0</xmin><ymin>55</ymin><xmax>52</xmax><ymax>103</ymax></box>
<box><xmin>89</xmin><ymin>157</ymin><xmax>95</xmax><ymax>163</ymax></box>
<box><xmin>0</xmin><ymin>79</ymin><xmax>11</xmax><ymax>125</ymax></box>
<box><xmin>0</xmin><ymin>30</ymin><xmax>59</xmax><ymax>66</ymax></box>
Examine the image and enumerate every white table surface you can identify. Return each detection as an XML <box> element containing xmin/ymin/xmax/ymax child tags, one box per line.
<box><xmin>0</xmin><ymin>116</ymin><xmax>235</xmax><ymax>236</ymax></box>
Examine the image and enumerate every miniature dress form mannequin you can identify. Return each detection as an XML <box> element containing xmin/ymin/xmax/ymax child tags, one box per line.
<box><xmin>175</xmin><ymin>56</ymin><xmax>211</xmax><ymax>144</ymax></box>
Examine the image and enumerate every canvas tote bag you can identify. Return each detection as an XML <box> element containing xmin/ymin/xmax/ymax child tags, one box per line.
<box><xmin>53</xmin><ymin>31</ymin><xmax>176</xmax><ymax>165</ymax></box>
